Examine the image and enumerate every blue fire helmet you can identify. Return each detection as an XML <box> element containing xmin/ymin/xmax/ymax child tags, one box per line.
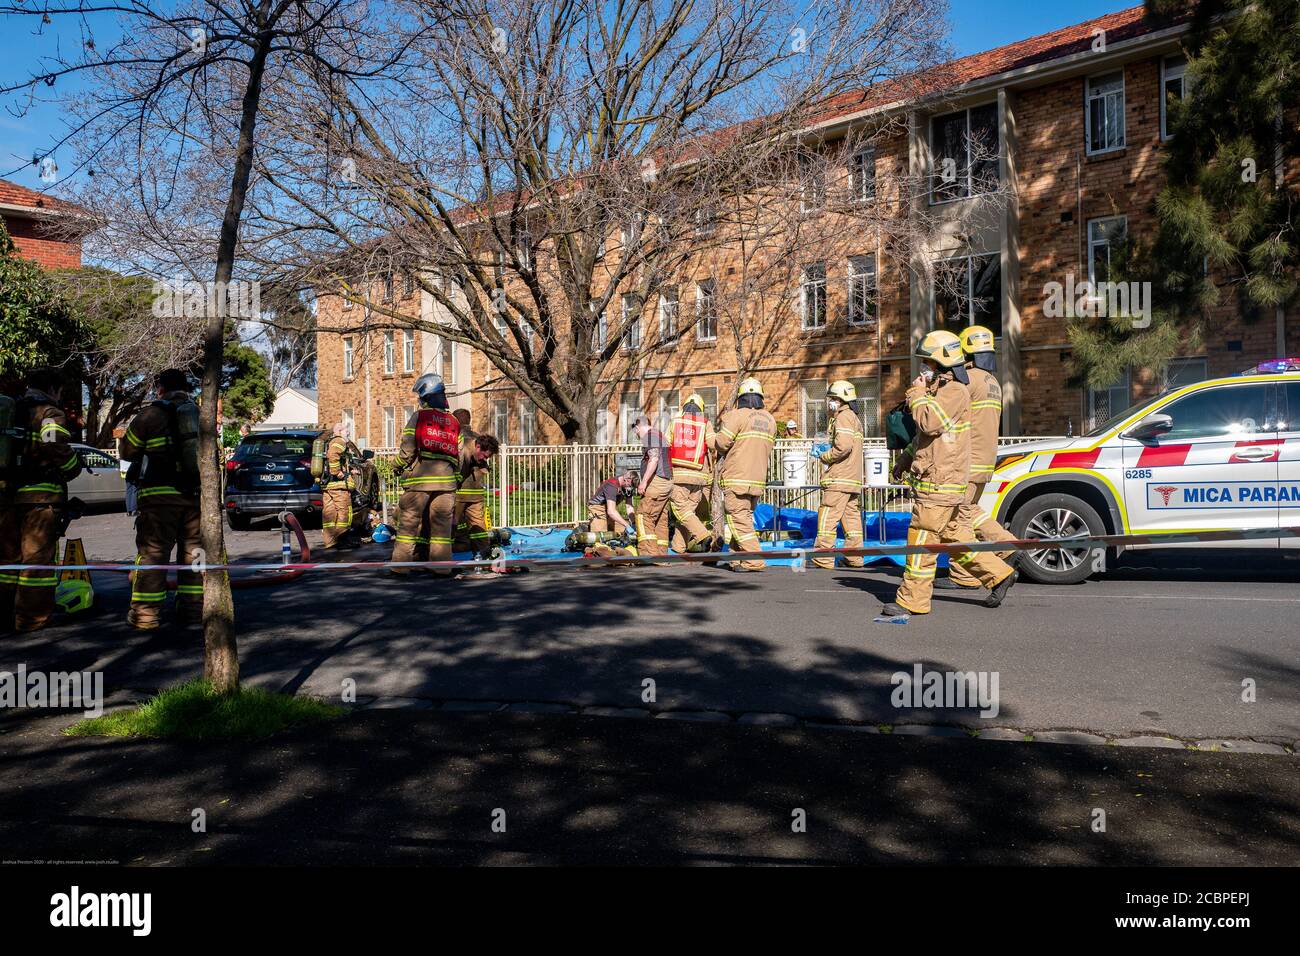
<box><xmin>413</xmin><ymin>373</ymin><xmax>445</xmax><ymax>401</ymax></box>
<box><xmin>371</xmin><ymin>523</ymin><xmax>394</xmax><ymax>544</ymax></box>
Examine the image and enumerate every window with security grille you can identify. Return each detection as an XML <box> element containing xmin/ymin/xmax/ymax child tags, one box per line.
<box><xmin>801</xmin><ymin>263</ymin><xmax>827</xmax><ymax>330</ymax></box>
<box><xmin>847</xmin><ymin>255</ymin><xmax>877</xmax><ymax>327</ymax></box>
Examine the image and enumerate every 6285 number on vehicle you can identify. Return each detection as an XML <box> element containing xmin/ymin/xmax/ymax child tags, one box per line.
<box><xmin>1125</xmin><ymin>469</ymin><xmax>1153</xmax><ymax>480</ymax></box>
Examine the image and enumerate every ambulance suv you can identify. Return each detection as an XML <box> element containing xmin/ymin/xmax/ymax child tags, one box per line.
<box><xmin>979</xmin><ymin>360</ymin><xmax>1300</xmax><ymax>584</ymax></box>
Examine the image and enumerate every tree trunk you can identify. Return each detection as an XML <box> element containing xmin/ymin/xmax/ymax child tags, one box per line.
<box><xmin>199</xmin><ymin>19</ymin><xmax>272</xmax><ymax>694</ymax></box>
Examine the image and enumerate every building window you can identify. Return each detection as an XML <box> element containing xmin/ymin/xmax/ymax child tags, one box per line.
<box><xmin>694</xmin><ymin>205</ymin><xmax>716</xmax><ymax>237</ymax></box>
<box><xmin>382</xmin><ymin>406</ymin><xmax>396</xmax><ymax>448</ymax></box>
<box><xmin>931</xmin><ymin>102</ymin><xmax>999</xmax><ymax>202</ymax></box>
<box><xmin>690</xmin><ymin>386</ymin><xmax>719</xmax><ymax>422</ymax></box>
<box><xmin>1087</xmin><ymin>369</ymin><xmax>1130</xmax><ymax>432</ymax></box>
<box><xmin>592</xmin><ymin>307</ymin><xmax>607</xmax><ymax>351</ymax></box>
<box><xmin>657</xmin><ymin>391</ymin><xmax>680</xmax><ymax>430</ymax></box>
<box><xmin>404</xmin><ymin>272</ymin><xmax>416</xmax><ymax>297</ymax></box>
<box><xmin>695</xmin><ymin>279</ymin><xmax>717</xmax><ymax>341</ymax></box>
<box><xmin>801</xmin><ymin>263</ymin><xmax>827</xmax><ymax>330</ymax></box>
<box><xmin>800</xmin><ymin>154</ymin><xmax>826</xmax><ymax>213</ymax></box>
<box><xmin>1086</xmin><ymin>71</ymin><xmax>1126</xmax><ymax>155</ymax></box>
<box><xmin>1087</xmin><ymin>216</ymin><xmax>1128</xmax><ymax>286</ymax></box>
<box><xmin>518</xmin><ymin>401</ymin><xmax>537</xmax><ymax>444</ymax></box>
<box><xmin>432</xmin><ymin>331</ymin><xmax>456</xmax><ymax>381</ymax></box>
<box><xmin>933</xmin><ymin>253</ymin><xmax>1001</xmax><ymax>336</ymax></box>
<box><xmin>619</xmin><ymin>390</ymin><xmax>641</xmax><ymax>442</ymax></box>
<box><xmin>341</xmin><ymin>408</ymin><xmax>355</xmax><ymax>441</ymax></box>
<box><xmin>622</xmin><ymin>293</ymin><xmax>641</xmax><ymax>351</ymax></box>
<box><xmin>848</xmin><ymin>377</ymin><xmax>880</xmax><ymax>436</ymax></box>
<box><xmin>383</xmin><ymin>273</ymin><xmax>394</xmax><ymax>302</ymax></box>
<box><xmin>383</xmin><ymin>331</ymin><xmax>395</xmax><ymax>374</ymax></box>
<box><xmin>847</xmin><ymin>254</ymin><xmax>877</xmax><ymax>327</ymax></box>
<box><xmin>1161</xmin><ymin>55</ymin><xmax>1189</xmax><ymax>141</ymax></box>
<box><xmin>402</xmin><ymin>329</ymin><xmax>415</xmax><ymax>373</ymax></box>
<box><xmin>658</xmin><ymin>286</ymin><xmax>679</xmax><ymax>342</ymax></box>
<box><xmin>850</xmin><ymin>149</ymin><xmax>876</xmax><ymax>203</ymax></box>
<box><xmin>342</xmin><ymin>337</ymin><xmax>355</xmax><ymax>379</ymax></box>
<box><xmin>1164</xmin><ymin>357</ymin><xmax>1208</xmax><ymax>391</ymax></box>
<box><xmin>800</xmin><ymin>380</ymin><xmax>829</xmax><ymax>438</ymax></box>
<box><xmin>517</xmin><ymin>222</ymin><xmax>533</xmax><ymax>270</ymax></box>
<box><xmin>492</xmin><ymin>399</ymin><xmax>510</xmax><ymax>442</ymax></box>
<box><xmin>343</xmin><ymin>292</ymin><xmax>354</xmax><ymax>311</ymax></box>
<box><xmin>621</xmin><ymin>214</ymin><xmax>643</xmax><ymax>251</ymax></box>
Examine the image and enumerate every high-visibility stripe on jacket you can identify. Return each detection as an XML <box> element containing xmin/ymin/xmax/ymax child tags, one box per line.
<box><xmin>669</xmin><ymin>414</ymin><xmax>716</xmax><ymax>486</ymax></box>
<box><xmin>819</xmin><ymin>404</ymin><xmax>864</xmax><ymax>492</ymax></box>
<box><xmin>398</xmin><ymin>409</ymin><xmax>455</xmax><ymax>491</ymax></box>
<box><xmin>13</xmin><ymin>395</ymin><xmax>82</xmax><ymax>504</ymax></box>
<box><xmin>902</xmin><ymin>373</ymin><xmax>971</xmax><ymax>505</ymax></box>
<box><xmin>323</xmin><ymin>435</ymin><xmax>353</xmax><ymax>490</ymax></box>
<box><xmin>118</xmin><ymin>392</ymin><xmax>195</xmax><ymax>506</ymax></box>
<box><xmin>456</xmin><ymin>430</ymin><xmax>491</xmax><ymax>501</ymax></box>
<box><xmin>966</xmin><ymin>366</ymin><xmax>1003</xmax><ymax>478</ymax></box>
<box><xmin>714</xmin><ymin>406</ymin><xmax>776</xmax><ymax>495</ymax></box>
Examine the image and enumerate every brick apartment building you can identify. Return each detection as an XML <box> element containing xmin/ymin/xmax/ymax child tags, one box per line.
<box><xmin>316</xmin><ymin>5</ymin><xmax>1299</xmax><ymax>449</ymax></box>
<box><xmin>0</xmin><ymin>178</ymin><xmax>86</xmax><ymax>269</ymax></box>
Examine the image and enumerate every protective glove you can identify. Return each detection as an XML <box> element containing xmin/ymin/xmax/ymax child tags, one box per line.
<box><xmin>810</xmin><ymin>442</ymin><xmax>832</xmax><ymax>461</ymax></box>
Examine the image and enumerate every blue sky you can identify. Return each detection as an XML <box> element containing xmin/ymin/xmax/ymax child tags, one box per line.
<box><xmin>0</xmin><ymin>0</ymin><xmax>1132</xmax><ymax>192</ymax></box>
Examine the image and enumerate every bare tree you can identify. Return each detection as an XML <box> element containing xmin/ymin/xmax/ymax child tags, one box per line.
<box><xmin>255</xmin><ymin>0</ymin><xmax>950</xmax><ymax>442</ymax></box>
<box><xmin>1</xmin><ymin>0</ymin><xmax>407</xmax><ymax>690</ymax></box>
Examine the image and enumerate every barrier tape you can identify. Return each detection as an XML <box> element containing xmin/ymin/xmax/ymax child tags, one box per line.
<box><xmin>6</xmin><ymin>525</ymin><xmax>1299</xmax><ymax>574</ymax></box>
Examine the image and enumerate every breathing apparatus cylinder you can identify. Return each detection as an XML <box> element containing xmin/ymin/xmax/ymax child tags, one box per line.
<box><xmin>0</xmin><ymin>394</ymin><xmax>22</xmax><ymax>474</ymax></box>
<box><xmin>175</xmin><ymin>400</ymin><xmax>201</xmax><ymax>477</ymax></box>
<box><xmin>310</xmin><ymin>436</ymin><xmax>327</xmax><ymax>479</ymax></box>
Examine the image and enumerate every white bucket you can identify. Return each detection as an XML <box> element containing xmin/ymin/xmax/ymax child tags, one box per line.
<box><xmin>865</xmin><ymin>448</ymin><xmax>891</xmax><ymax>488</ymax></box>
<box><xmin>782</xmin><ymin>450</ymin><xmax>807</xmax><ymax>488</ymax></box>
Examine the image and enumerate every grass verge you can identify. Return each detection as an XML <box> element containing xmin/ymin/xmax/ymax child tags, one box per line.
<box><xmin>64</xmin><ymin>679</ymin><xmax>344</xmax><ymax>740</ymax></box>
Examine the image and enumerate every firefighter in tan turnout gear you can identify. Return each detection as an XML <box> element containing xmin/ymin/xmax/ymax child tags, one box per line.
<box><xmin>668</xmin><ymin>393</ymin><xmax>717</xmax><ymax>553</ymax></box>
<box><xmin>714</xmin><ymin>377</ymin><xmax>776</xmax><ymax>572</ymax></box>
<box><xmin>0</xmin><ymin>368</ymin><xmax>83</xmax><ymax>632</ymax></box>
<box><xmin>881</xmin><ymin>331</ymin><xmax>1017</xmax><ymax>617</ymax></box>
<box><xmin>633</xmin><ymin>415</ymin><xmax>673</xmax><ymax>557</ymax></box>
<box><xmin>320</xmin><ymin>422</ymin><xmax>354</xmax><ymax>550</ymax></box>
<box><xmin>391</xmin><ymin>373</ymin><xmax>459</xmax><ymax>577</ymax></box>
<box><xmin>453</xmin><ymin>413</ymin><xmax>500</xmax><ymax>560</ymax></box>
<box><xmin>118</xmin><ymin>369</ymin><xmax>203</xmax><ymax>629</ymax></box>
<box><xmin>812</xmin><ymin>380</ymin><xmax>865</xmax><ymax>569</ymax></box>
<box><xmin>941</xmin><ymin>325</ymin><xmax>1018</xmax><ymax>590</ymax></box>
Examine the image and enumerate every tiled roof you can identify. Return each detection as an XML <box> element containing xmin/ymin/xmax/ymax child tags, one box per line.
<box><xmin>0</xmin><ymin>178</ymin><xmax>88</xmax><ymax>217</ymax></box>
<box><xmin>808</xmin><ymin>5</ymin><xmax>1180</xmax><ymax>125</ymax></box>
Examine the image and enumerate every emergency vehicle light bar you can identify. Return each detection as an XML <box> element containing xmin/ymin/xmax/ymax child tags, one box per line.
<box><xmin>1241</xmin><ymin>358</ymin><xmax>1300</xmax><ymax>375</ymax></box>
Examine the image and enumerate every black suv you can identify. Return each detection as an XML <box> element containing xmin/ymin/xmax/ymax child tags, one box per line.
<box><xmin>223</xmin><ymin>430</ymin><xmax>324</xmax><ymax>530</ymax></box>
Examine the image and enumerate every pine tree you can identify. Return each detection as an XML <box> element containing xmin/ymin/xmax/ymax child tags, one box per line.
<box><xmin>1069</xmin><ymin>0</ymin><xmax>1299</xmax><ymax>390</ymax></box>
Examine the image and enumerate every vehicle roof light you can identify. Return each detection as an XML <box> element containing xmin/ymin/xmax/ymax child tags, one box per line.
<box><xmin>1242</xmin><ymin>358</ymin><xmax>1300</xmax><ymax>375</ymax></box>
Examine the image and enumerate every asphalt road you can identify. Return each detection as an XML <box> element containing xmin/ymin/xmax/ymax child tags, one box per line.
<box><xmin>20</xmin><ymin>510</ymin><xmax>1300</xmax><ymax>742</ymax></box>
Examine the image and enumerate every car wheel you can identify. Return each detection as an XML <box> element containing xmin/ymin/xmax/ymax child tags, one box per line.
<box><xmin>227</xmin><ymin>512</ymin><xmax>252</xmax><ymax>532</ymax></box>
<box><xmin>1008</xmin><ymin>493</ymin><xmax>1106</xmax><ymax>585</ymax></box>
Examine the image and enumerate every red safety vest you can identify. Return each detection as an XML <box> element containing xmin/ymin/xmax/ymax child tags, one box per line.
<box><xmin>669</xmin><ymin>414</ymin><xmax>707</xmax><ymax>470</ymax></box>
<box><xmin>415</xmin><ymin>408</ymin><xmax>460</xmax><ymax>460</ymax></box>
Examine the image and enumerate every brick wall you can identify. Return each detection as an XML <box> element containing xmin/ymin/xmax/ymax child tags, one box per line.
<box><xmin>3</xmin><ymin>214</ymin><xmax>82</xmax><ymax>269</ymax></box>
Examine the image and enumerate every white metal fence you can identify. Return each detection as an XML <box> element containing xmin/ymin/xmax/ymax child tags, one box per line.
<box><xmin>372</xmin><ymin>436</ymin><xmax>1066</xmax><ymax>529</ymax></box>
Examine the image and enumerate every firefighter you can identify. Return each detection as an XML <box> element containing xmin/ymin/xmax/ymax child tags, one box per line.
<box><xmin>455</xmin><ymin>424</ymin><xmax>500</xmax><ymax>559</ymax></box>
<box><xmin>587</xmin><ymin>471</ymin><xmax>636</xmax><ymax>536</ymax></box>
<box><xmin>812</xmin><ymin>380</ymin><xmax>865</xmax><ymax>569</ymax></box>
<box><xmin>118</xmin><ymin>368</ymin><xmax>202</xmax><ymax>630</ymax></box>
<box><xmin>390</xmin><ymin>373</ymin><xmax>459</xmax><ymax>577</ymax></box>
<box><xmin>668</xmin><ymin>393</ymin><xmax>717</xmax><ymax>553</ymax></box>
<box><xmin>714</xmin><ymin>377</ymin><xmax>776</xmax><ymax>572</ymax></box>
<box><xmin>0</xmin><ymin>367</ymin><xmax>83</xmax><ymax>632</ymax></box>
<box><xmin>881</xmin><ymin>331</ymin><xmax>1017</xmax><ymax>616</ymax></box>
<box><xmin>345</xmin><ymin>437</ymin><xmax>376</xmax><ymax>539</ymax></box>
<box><xmin>320</xmin><ymin>422</ymin><xmax>355</xmax><ymax>550</ymax></box>
<box><xmin>940</xmin><ymin>325</ymin><xmax>1018</xmax><ymax>590</ymax></box>
<box><xmin>632</xmin><ymin>415</ymin><xmax>673</xmax><ymax>557</ymax></box>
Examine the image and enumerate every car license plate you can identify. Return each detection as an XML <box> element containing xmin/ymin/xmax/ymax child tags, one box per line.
<box><xmin>257</xmin><ymin>473</ymin><xmax>287</xmax><ymax>483</ymax></box>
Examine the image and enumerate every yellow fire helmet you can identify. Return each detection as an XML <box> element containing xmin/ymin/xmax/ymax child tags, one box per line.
<box><xmin>915</xmin><ymin>329</ymin><xmax>966</xmax><ymax>368</ymax></box>
<box><xmin>737</xmin><ymin>377</ymin><xmax>764</xmax><ymax>397</ymax></box>
<box><xmin>683</xmin><ymin>392</ymin><xmax>705</xmax><ymax>409</ymax></box>
<box><xmin>827</xmin><ymin>380</ymin><xmax>857</xmax><ymax>403</ymax></box>
<box><xmin>959</xmin><ymin>325</ymin><xmax>996</xmax><ymax>355</ymax></box>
